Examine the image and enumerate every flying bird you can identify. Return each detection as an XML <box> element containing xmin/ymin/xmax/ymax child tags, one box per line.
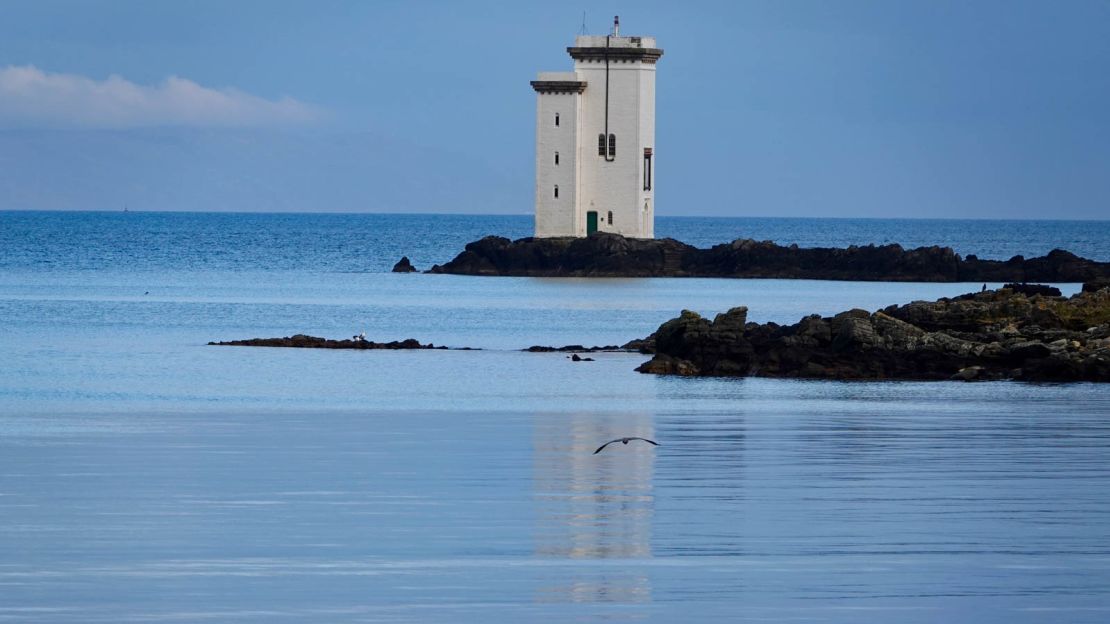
<box><xmin>593</xmin><ymin>437</ymin><xmax>659</xmax><ymax>454</ymax></box>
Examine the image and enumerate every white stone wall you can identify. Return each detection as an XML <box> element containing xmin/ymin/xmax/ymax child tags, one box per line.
<box><xmin>574</xmin><ymin>58</ymin><xmax>655</xmax><ymax>238</ymax></box>
<box><xmin>639</xmin><ymin>64</ymin><xmax>656</xmax><ymax>239</ymax></box>
<box><xmin>534</xmin><ymin>88</ymin><xmax>579</xmax><ymax>238</ymax></box>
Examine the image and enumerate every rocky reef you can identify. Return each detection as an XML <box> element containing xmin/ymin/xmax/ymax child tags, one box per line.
<box><xmin>523</xmin><ymin>339</ymin><xmax>648</xmax><ymax>353</ymax></box>
<box><xmin>209</xmin><ymin>334</ymin><xmax>451</xmax><ymax>350</ymax></box>
<box><xmin>635</xmin><ymin>283</ymin><xmax>1110</xmax><ymax>382</ymax></box>
<box><xmin>427</xmin><ymin>233</ymin><xmax>1110</xmax><ymax>282</ymax></box>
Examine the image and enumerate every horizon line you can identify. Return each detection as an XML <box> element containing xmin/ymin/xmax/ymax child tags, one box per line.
<box><xmin>2</xmin><ymin>208</ymin><xmax>1108</xmax><ymax>223</ymax></box>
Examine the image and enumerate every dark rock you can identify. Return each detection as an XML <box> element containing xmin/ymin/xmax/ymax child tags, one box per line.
<box><xmin>634</xmin><ymin>353</ymin><xmax>701</xmax><ymax>375</ymax></box>
<box><xmin>1084</xmin><ymin>279</ymin><xmax>1110</xmax><ymax>293</ymax></box>
<box><xmin>430</xmin><ymin>233</ymin><xmax>695</xmax><ymax>277</ymax></box>
<box><xmin>525</xmin><ymin>344</ymin><xmax>625</xmax><ymax>353</ymax></box>
<box><xmin>620</xmin><ymin>335</ymin><xmax>656</xmax><ymax>353</ymax></box>
<box><xmin>209</xmin><ymin>334</ymin><xmax>454</xmax><ymax>350</ymax></box>
<box><xmin>569</xmin><ymin>354</ymin><xmax>595</xmax><ymax>362</ymax></box>
<box><xmin>636</xmin><ymin>287</ymin><xmax>1110</xmax><ymax>382</ymax></box>
<box><xmin>392</xmin><ymin>256</ymin><xmax>417</xmax><ymax>273</ymax></box>
<box><xmin>795</xmin><ymin>315</ymin><xmax>832</xmax><ymax>345</ymax></box>
<box><xmin>1003</xmin><ymin>283</ymin><xmax>1062</xmax><ymax>297</ymax></box>
<box><xmin>427</xmin><ymin>233</ymin><xmax>1110</xmax><ymax>282</ymax></box>
<box><xmin>1006</xmin><ymin>341</ymin><xmax>1052</xmax><ymax>361</ymax></box>
<box><xmin>527</xmin><ymin>344</ymin><xmax>585</xmax><ymax>352</ymax></box>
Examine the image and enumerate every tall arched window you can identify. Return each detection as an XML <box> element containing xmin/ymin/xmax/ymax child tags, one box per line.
<box><xmin>554</xmin><ymin>113</ymin><xmax>560</xmax><ymax>127</ymax></box>
<box><xmin>553</xmin><ymin>185</ymin><xmax>559</xmax><ymax>199</ymax></box>
<box><xmin>598</xmin><ymin>134</ymin><xmax>606</xmax><ymax>156</ymax></box>
<box><xmin>607</xmin><ymin>211</ymin><xmax>613</xmax><ymax>225</ymax></box>
<box><xmin>608</xmin><ymin>134</ymin><xmax>616</xmax><ymax>158</ymax></box>
<box><xmin>554</xmin><ymin>151</ymin><xmax>559</xmax><ymax>165</ymax></box>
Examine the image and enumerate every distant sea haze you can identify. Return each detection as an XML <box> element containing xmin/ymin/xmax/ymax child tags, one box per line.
<box><xmin>2</xmin><ymin>212</ymin><xmax>1108</xmax><ymax>273</ymax></box>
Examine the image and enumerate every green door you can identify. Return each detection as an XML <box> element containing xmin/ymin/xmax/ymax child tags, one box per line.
<box><xmin>586</xmin><ymin>211</ymin><xmax>598</xmax><ymax>235</ymax></box>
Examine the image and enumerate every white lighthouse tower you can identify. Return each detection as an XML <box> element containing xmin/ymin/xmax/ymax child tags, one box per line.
<box><xmin>531</xmin><ymin>17</ymin><xmax>662</xmax><ymax>238</ymax></box>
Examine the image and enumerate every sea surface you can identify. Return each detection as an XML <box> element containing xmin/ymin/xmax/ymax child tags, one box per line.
<box><xmin>2</xmin><ymin>211</ymin><xmax>1110</xmax><ymax>622</ymax></box>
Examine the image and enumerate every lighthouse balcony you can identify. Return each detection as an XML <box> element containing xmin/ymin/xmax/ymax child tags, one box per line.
<box><xmin>531</xmin><ymin>72</ymin><xmax>586</xmax><ymax>94</ymax></box>
<box><xmin>568</xmin><ymin>35</ymin><xmax>663</xmax><ymax>64</ymax></box>
<box><xmin>572</xmin><ymin>35</ymin><xmax>656</xmax><ymax>48</ymax></box>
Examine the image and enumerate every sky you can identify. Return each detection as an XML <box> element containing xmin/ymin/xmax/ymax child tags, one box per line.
<box><xmin>1</xmin><ymin>0</ymin><xmax>1108</xmax><ymax>219</ymax></box>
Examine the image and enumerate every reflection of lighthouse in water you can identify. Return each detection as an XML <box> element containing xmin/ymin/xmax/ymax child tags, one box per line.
<box><xmin>533</xmin><ymin>411</ymin><xmax>655</xmax><ymax>603</ymax></box>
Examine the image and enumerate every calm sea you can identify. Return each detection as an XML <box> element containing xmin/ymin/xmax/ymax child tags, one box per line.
<box><xmin>2</xmin><ymin>211</ymin><xmax>1109</xmax><ymax>622</ymax></box>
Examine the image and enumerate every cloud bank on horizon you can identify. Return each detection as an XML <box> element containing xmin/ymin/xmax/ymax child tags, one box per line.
<box><xmin>0</xmin><ymin>65</ymin><xmax>317</xmax><ymax>128</ymax></box>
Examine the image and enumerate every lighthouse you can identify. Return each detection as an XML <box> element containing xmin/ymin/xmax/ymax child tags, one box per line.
<box><xmin>531</xmin><ymin>17</ymin><xmax>663</xmax><ymax>238</ymax></box>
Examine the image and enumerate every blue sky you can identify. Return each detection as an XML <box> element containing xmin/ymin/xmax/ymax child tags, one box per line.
<box><xmin>1</xmin><ymin>0</ymin><xmax>1108</xmax><ymax>218</ymax></box>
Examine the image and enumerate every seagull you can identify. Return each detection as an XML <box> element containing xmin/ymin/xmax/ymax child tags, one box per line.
<box><xmin>593</xmin><ymin>437</ymin><xmax>659</xmax><ymax>454</ymax></box>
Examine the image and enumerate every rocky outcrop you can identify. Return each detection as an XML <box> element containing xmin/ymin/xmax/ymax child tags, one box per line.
<box><xmin>431</xmin><ymin>234</ymin><xmax>695</xmax><ymax>277</ymax></box>
<box><xmin>209</xmin><ymin>334</ymin><xmax>453</xmax><ymax>350</ymax></box>
<box><xmin>635</xmin><ymin>285</ymin><xmax>1110</xmax><ymax>382</ymax></box>
<box><xmin>429</xmin><ymin>233</ymin><xmax>1110</xmax><ymax>282</ymax></box>
<box><xmin>392</xmin><ymin>256</ymin><xmax>417</xmax><ymax>273</ymax></box>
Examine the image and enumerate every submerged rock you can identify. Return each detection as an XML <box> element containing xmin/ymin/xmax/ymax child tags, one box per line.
<box><xmin>427</xmin><ymin>232</ymin><xmax>1110</xmax><ymax>282</ymax></box>
<box><xmin>524</xmin><ymin>343</ymin><xmax>635</xmax><ymax>353</ymax></box>
<box><xmin>635</xmin><ymin>287</ymin><xmax>1110</xmax><ymax>382</ymax></box>
<box><xmin>209</xmin><ymin>334</ymin><xmax>450</xmax><ymax>350</ymax></box>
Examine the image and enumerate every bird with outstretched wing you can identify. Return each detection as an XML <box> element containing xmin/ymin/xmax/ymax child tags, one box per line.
<box><xmin>593</xmin><ymin>437</ymin><xmax>660</xmax><ymax>454</ymax></box>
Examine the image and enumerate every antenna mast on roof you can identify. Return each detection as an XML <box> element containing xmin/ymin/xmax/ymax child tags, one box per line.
<box><xmin>579</xmin><ymin>11</ymin><xmax>588</xmax><ymax>35</ymax></box>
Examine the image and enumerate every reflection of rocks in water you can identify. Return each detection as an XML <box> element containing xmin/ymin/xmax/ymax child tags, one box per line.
<box><xmin>532</xmin><ymin>412</ymin><xmax>654</xmax><ymax>603</ymax></box>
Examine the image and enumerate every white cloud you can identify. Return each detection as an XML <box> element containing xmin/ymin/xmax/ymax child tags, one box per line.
<box><xmin>0</xmin><ymin>65</ymin><xmax>317</xmax><ymax>128</ymax></box>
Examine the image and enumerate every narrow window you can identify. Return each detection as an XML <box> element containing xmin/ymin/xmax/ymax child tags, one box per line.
<box><xmin>598</xmin><ymin>134</ymin><xmax>606</xmax><ymax>156</ymax></box>
<box><xmin>643</xmin><ymin>148</ymin><xmax>653</xmax><ymax>190</ymax></box>
<box><xmin>554</xmin><ymin>113</ymin><xmax>560</xmax><ymax>127</ymax></box>
<box><xmin>553</xmin><ymin>185</ymin><xmax>559</xmax><ymax>199</ymax></box>
<box><xmin>554</xmin><ymin>151</ymin><xmax>559</xmax><ymax>166</ymax></box>
<box><xmin>607</xmin><ymin>211</ymin><xmax>613</xmax><ymax>225</ymax></box>
<box><xmin>608</xmin><ymin>134</ymin><xmax>616</xmax><ymax>158</ymax></box>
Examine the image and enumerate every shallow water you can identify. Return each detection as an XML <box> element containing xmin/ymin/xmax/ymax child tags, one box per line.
<box><xmin>2</xmin><ymin>212</ymin><xmax>1109</xmax><ymax>621</ymax></box>
<box><xmin>3</xmin><ymin>392</ymin><xmax>1110</xmax><ymax>622</ymax></box>
<box><xmin>0</xmin><ymin>270</ymin><xmax>1083</xmax><ymax>413</ymax></box>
